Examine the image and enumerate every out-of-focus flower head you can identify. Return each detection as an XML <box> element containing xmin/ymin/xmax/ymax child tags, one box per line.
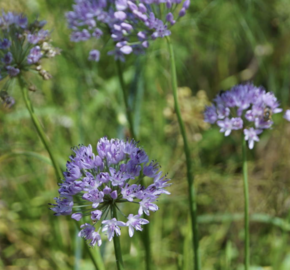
<box><xmin>203</xmin><ymin>83</ymin><xmax>282</xmax><ymax>149</ymax></box>
<box><xmin>163</xmin><ymin>87</ymin><xmax>210</xmax><ymax>143</ymax></box>
<box><xmin>0</xmin><ymin>90</ymin><xmax>15</xmax><ymax>108</ymax></box>
<box><xmin>66</xmin><ymin>0</ymin><xmax>190</xmax><ymax>61</ymax></box>
<box><xmin>0</xmin><ymin>11</ymin><xmax>60</xmax><ymax>107</ymax></box>
<box><xmin>50</xmin><ymin>137</ymin><xmax>171</xmax><ymax>246</ymax></box>
<box><xmin>0</xmin><ymin>11</ymin><xmax>60</xmax><ymax>81</ymax></box>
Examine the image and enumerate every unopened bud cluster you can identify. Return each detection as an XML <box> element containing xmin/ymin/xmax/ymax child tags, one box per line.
<box><xmin>0</xmin><ymin>11</ymin><xmax>60</xmax><ymax>81</ymax></box>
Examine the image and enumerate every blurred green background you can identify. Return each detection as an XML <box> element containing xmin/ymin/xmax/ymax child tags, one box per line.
<box><xmin>1</xmin><ymin>0</ymin><xmax>290</xmax><ymax>269</ymax></box>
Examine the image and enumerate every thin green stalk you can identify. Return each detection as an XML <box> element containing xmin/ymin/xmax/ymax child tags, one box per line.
<box><xmin>112</xmin><ymin>206</ymin><xmax>125</xmax><ymax>270</ymax></box>
<box><xmin>19</xmin><ymin>76</ymin><xmax>103</xmax><ymax>269</ymax></box>
<box><xmin>166</xmin><ymin>36</ymin><xmax>200</xmax><ymax>270</ymax></box>
<box><xmin>18</xmin><ymin>76</ymin><xmax>62</xmax><ymax>180</ymax></box>
<box><xmin>116</xmin><ymin>60</ymin><xmax>136</xmax><ymax>139</ymax></box>
<box><xmin>140</xmin><ymin>179</ymin><xmax>152</xmax><ymax>270</ymax></box>
<box><xmin>141</xmin><ymin>224</ymin><xmax>151</xmax><ymax>270</ymax></box>
<box><xmin>242</xmin><ymin>138</ymin><xmax>250</xmax><ymax>270</ymax></box>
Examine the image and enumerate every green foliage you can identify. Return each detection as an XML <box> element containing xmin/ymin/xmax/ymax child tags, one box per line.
<box><xmin>1</xmin><ymin>0</ymin><xmax>290</xmax><ymax>269</ymax></box>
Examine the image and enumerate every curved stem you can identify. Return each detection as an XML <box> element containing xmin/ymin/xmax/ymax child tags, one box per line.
<box><xmin>116</xmin><ymin>60</ymin><xmax>136</xmax><ymax>139</ymax></box>
<box><xmin>112</xmin><ymin>206</ymin><xmax>125</xmax><ymax>270</ymax></box>
<box><xmin>242</xmin><ymin>139</ymin><xmax>250</xmax><ymax>270</ymax></box>
<box><xmin>166</xmin><ymin>36</ymin><xmax>200</xmax><ymax>270</ymax></box>
<box><xmin>18</xmin><ymin>76</ymin><xmax>62</xmax><ymax>180</ymax></box>
<box><xmin>19</xmin><ymin>76</ymin><xmax>104</xmax><ymax>269</ymax></box>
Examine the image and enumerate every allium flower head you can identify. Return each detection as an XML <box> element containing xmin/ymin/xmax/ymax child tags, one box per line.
<box><xmin>204</xmin><ymin>83</ymin><xmax>282</xmax><ymax>149</ymax></box>
<box><xmin>0</xmin><ymin>11</ymin><xmax>60</xmax><ymax>82</ymax></box>
<box><xmin>50</xmin><ymin>137</ymin><xmax>171</xmax><ymax>246</ymax></box>
<box><xmin>66</xmin><ymin>0</ymin><xmax>190</xmax><ymax>61</ymax></box>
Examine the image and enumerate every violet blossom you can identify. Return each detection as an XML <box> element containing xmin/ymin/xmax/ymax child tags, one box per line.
<box><xmin>127</xmin><ymin>214</ymin><xmax>149</xmax><ymax>237</ymax></box>
<box><xmin>50</xmin><ymin>137</ymin><xmax>171</xmax><ymax>246</ymax></box>
<box><xmin>204</xmin><ymin>83</ymin><xmax>282</xmax><ymax>149</ymax></box>
<box><xmin>66</xmin><ymin>0</ymin><xmax>190</xmax><ymax>61</ymax></box>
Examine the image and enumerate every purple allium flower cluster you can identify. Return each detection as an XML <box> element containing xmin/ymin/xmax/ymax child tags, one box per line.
<box><xmin>66</xmin><ymin>0</ymin><xmax>190</xmax><ymax>61</ymax></box>
<box><xmin>204</xmin><ymin>83</ymin><xmax>282</xmax><ymax>149</ymax></box>
<box><xmin>50</xmin><ymin>137</ymin><xmax>170</xmax><ymax>246</ymax></box>
<box><xmin>0</xmin><ymin>11</ymin><xmax>60</xmax><ymax>82</ymax></box>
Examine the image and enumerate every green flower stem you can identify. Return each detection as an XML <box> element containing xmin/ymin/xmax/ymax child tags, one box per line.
<box><xmin>242</xmin><ymin>138</ymin><xmax>250</xmax><ymax>270</ymax></box>
<box><xmin>18</xmin><ymin>76</ymin><xmax>62</xmax><ymax>180</ymax></box>
<box><xmin>166</xmin><ymin>36</ymin><xmax>200</xmax><ymax>270</ymax></box>
<box><xmin>116</xmin><ymin>60</ymin><xmax>136</xmax><ymax>139</ymax></box>
<box><xmin>141</xmin><ymin>225</ymin><xmax>151</xmax><ymax>270</ymax></box>
<box><xmin>112</xmin><ymin>206</ymin><xmax>125</xmax><ymax>270</ymax></box>
<box><xmin>19</xmin><ymin>76</ymin><xmax>103</xmax><ymax>270</ymax></box>
<box><xmin>140</xmin><ymin>179</ymin><xmax>152</xmax><ymax>270</ymax></box>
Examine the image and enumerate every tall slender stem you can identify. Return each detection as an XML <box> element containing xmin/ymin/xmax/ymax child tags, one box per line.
<box><xmin>242</xmin><ymin>138</ymin><xmax>250</xmax><ymax>270</ymax></box>
<box><xmin>166</xmin><ymin>36</ymin><xmax>200</xmax><ymax>270</ymax></box>
<box><xmin>112</xmin><ymin>206</ymin><xmax>125</xmax><ymax>270</ymax></box>
<box><xmin>18</xmin><ymin>76</ymin><xmax>62</xmax><ymax>180</ymax></box>
<box><xmin>19</xmin><ymin>77</ymin><xmax>104</xmax><ymax>269</ymax></box>
<box><xmin>141</xmin><ymin>178</ymin><xmax>152</xmax><ymax>270</ymax></box>
<box><xmin>116</xmin><ymin>60</ymin><xmax>136</xmax><ymax>139</ymax></box>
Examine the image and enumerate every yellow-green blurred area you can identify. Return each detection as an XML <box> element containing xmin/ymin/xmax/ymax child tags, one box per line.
<box><xmin>1</xmin><ymin>0</ymin><xmax>290</xmax><ymax>269</ymax></box>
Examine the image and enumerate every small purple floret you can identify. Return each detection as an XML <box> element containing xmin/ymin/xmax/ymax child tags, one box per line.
<box><xmin>2</xmin><ymin>52</ymin><xmax>13</xmax><ymax>65</ymax></box>
<box><xmin>72</xmin><ymin>213</ymin><xmax>82</xmax><ymax>221</ymax></box>
<box><xmin>0</xmin><ymin>38</ymin><xmax>11</xmax><ymax>49</ymax></box>
<box><xmin>88</xmin><ymin>50</ymin><xmax>100</xmax><ymax>62</ymax></box>
<box><xmin>101</xmin><ymin>218</ymin><xmax>126</xmax><ymax>241</ymax></box>
<box><xmin>244</xmin><ymin>128</ymin><xmax>262</xmax><ymax>149</ymax></box>
<box><xmin>91</xmin><ymin>210</ymin><xmax>102</xmax><ymax>220</ymax></box>
<box><xmin>27</xmin><ymin>46</ymin><xmax>43</xmax><ymax>64</ymax></box>
<box><xmin>6</xmin><ymin>66</ymin><xmax>20</xmax><ymax>77</ymax></box>
<box><xmin>78</xmin><ymin>223</ymin><xmax>102</xmax><ymax>247</ymax></box>
<box><xmin>127</xmin><ymin>214</ymin><xmax>149</xmax><ymax>237</ymax></box>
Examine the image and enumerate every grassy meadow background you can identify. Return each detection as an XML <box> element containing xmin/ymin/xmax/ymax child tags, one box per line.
<box><xmin>1</xmin><ymin>0</ymin><xmax>290</xmax><ymax>269</ymax></box>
